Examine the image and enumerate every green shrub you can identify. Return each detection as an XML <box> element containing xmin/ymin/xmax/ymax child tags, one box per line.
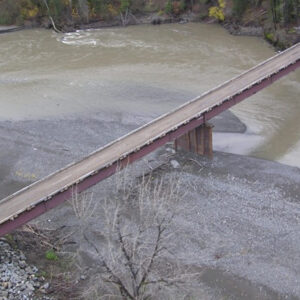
<box><xmin>179</xmin><ymin>0</ymin><xmax>185</xmax><ymax>11</ymax></box>
<box><xmin>232</xmin><ymin>0</ymin><xmax>248</xmax><ymax>18</ymax></box>
<box><xmin>265</xmin><ymin>32</ymin><xmax>274</xmax><ymax>42</ymax></box>
<box><xmin>120</xmin><ymin>0</ymin><xmax>130</xmax><ymax>12</ymax></box>
<box><xmin>45</xmin><ymin>249</ymin><xmax>59</xmax><ymax>261</ymax></box>
<box><xmin>157</xmin><ymin>9</ymin><xmax>164</xmax><ymax>16</ymax></box>
<box><xmin>88</xmin><ymin>0</ymin><xmax>105</xmax><ymax>16</ymax></box>
<box><xmin>165</xmin><ymin>0</ymin><xmax>172</xmax><ymax>15</ymax></box>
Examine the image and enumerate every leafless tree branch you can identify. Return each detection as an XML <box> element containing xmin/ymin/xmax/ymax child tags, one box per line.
<box><xmin>72</xmin><ymin>170</ymin><xmax>199</xmax><ymax>299</ymax></box>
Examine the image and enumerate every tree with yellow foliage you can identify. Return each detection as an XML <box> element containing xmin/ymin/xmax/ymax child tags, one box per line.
<box><xmin>209</xmin><ymin>0</ymin><xmax>226</xmax><ymax>22</ymax></box>
<box><xmin>20</xmin><ymin>0</ymin><xmax>39</xmax><ymax>19</ymax></box>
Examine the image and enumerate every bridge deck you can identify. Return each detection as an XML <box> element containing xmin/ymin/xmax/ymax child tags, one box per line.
<box><xmin>0</xmin><ymin>43</ymin><xmax>299</xmax><ymax>229</ymax></box>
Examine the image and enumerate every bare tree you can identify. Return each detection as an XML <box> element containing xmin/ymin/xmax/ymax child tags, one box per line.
<box><xmin>78</xmin><ymin>0</ymin><xmax>89</xmax><ymax>23</ymax></box>
<box><xmin>119</xmin><ymin>0</ymin><xmax>135</xmax><ymax>26</ymax></box>
<box><xmin>71</xmin><ymin>169</ymin><xmax>198</xmax><ymax>299</ymax></box>
<box><xmin>42</xmin><ymin>0</ymin><xmax>62</xmax><ymax>33</ymax></box>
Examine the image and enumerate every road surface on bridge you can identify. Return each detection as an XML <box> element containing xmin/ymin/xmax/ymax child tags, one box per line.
<box><xmin>0</xmin><ymin>43</ymin><xmax>299</xmax><ymax>233</ymax></box>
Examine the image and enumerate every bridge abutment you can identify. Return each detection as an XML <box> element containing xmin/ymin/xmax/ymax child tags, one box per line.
<box><xmin>174</xmin><ymin>123</ymin><xmax>213</xmax><ymax>158</ymax></box>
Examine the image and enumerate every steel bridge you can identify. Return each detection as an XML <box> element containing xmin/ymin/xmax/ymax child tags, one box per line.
<box><xmin>0</xmin><ymin>43</ymin><xmax>299</xmax><ymax>237</ymax></box>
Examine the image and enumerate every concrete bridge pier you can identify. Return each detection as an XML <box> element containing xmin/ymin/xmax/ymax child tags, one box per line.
<box><xmin>174</xmin><ymin>123</ymin><xmax>213</xmax><ymax>158</ymax></box>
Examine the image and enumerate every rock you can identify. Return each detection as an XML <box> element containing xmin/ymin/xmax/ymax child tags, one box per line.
<box><xmin>224</xmin><ymin>23</ymin><xmax>263</xmax><ymax>37</ymax></box>
<box><xmin>80</xmin><ymin>275</ymin><xmax>86</xmax><ymax>280</ymax></box>
<box><xmin>179</xmin><ymin>18</ymin><xmax>188</xmax><ymax>24</ymax></box>
<box><xmin>0</xmin><ymin>240</ymin><xmax>53</xmax><ymax>300</ymax></box>
<box><xmin>41</xmin><ymin>17</ymin><xmax>51</xmax><ymax>29</ymax></box>
<box><xmin>19</xmin><ymin>253</ymin><xmax>26</xmax><ymax>261</ymax></box>
<box><xmin>0</xmin><ymin>290</ymin><xmax>9</xmax><ymax>298</ymax></box>
<box><xmin>42</xmin><ymin>282</ymin><xmax>49</xmax><ymax>290</ymax></box>
<box><xmin>170</xmin><ymin>160</ymin><xmax>180</xmax><ymax>169</ymax></box>
<box><xmin>166</xmin><ymin>147</ymin><xmax>176</xmax><ymax>154</ymax></box>
<box><xmin>33</xmin><ymin>281</ymin><xmax>40</xmax><ymax>288</ymax></box>
<box><xmin>151</xmin><ymin>15</ymin><xmax>162</xmax><ymax>25</ymax></box>
<box><xmin>1</xmin><ymin>282</ymin><xmax>9</xmax><ymax>289</ymax></box>
<box><xmin>1</xmin><ymin>276</ymin><xmax>9</xmax><ymax>283</ymax></box>
<box><xmin>1</xmin><ymin>291</ymin><xmax>8</xmax><ymax>297</ymax></box>
<box><xmin>19</xmin><ymin>284</ymin><xmax>25</xmax><ymax>291</ymax></box>
<box><xmin>18</xmin><ymin>261</ymin><xmax>26</xmax><ymax>269</ymax></box>
<box><xmin>26</xmin><ymin>282</ymin><xmax>34</xmax><ymax>291</ymax></box>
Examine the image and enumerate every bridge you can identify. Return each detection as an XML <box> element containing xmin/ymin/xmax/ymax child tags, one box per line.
<box><xmin>0</xmin><ymin>43</ymin><xmax>299</xmax><ymax>237</ymax></box>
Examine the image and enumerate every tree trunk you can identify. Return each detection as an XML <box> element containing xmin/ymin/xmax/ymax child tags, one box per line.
<box><xmin>42</xmin><ymin>0</ymin><xmax>62</xmax><ymax>33</ymax></box>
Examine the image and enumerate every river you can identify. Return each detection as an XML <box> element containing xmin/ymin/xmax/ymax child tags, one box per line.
<box><xmin>0</xmin><ymin>23</ymin><xmax>299</xmax><ymax>167</ymax></box>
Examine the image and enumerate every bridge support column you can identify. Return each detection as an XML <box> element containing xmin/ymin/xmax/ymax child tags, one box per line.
<box><xmin>174</xmin><ymin>123</ymin><xmax>213</xmax><ymax>158</ymax></box>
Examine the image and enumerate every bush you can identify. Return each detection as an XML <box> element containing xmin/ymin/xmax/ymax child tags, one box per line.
<box><xmin>71</xmin><ymin>170</ymin><xmax>199</xmax><ymax>299</ymax></box>
<box><xmin>208</xmin><ymin>0</ymin><xmax>225</xmax><ymax>22</ymax></box>
<box><xmin>88</xmin><ymin>0</ymin><xmax>105</xmax><ymax>17</ymax></box>
<box><xmin>164</xmin><ymin>0</ymin><xmax>186</xmax><ymax>16</ymax></box>
<box><xmin>165</xmin><ymin>0</ymin><xmax>172</xmax><ymax>15</ymax></box>
<box><xmin>0</xmin><ymin>0</ymin><xmax>21</xmax><ymax>25</ymax></box>
<box><xmin>45</xmin><ymin>249</ymin><xmax>59</xmax><ymax>261</ymax></box>
<box><xmin>232</xmin><ymin>0</ymin><xmax>248</xmax><ymax>18</ymax></box>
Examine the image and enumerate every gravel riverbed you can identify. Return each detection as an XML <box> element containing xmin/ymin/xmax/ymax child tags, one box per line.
<box><xmin>0</xmin><ymin>110</ymin><xmax>299</xmax><ymax>299</ymax></box>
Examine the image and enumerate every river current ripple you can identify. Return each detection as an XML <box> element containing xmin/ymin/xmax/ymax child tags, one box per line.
<box><xmin>0</xmin><ymin>23</ymin><xmax>299</xmax><ymax>167</ymax></box>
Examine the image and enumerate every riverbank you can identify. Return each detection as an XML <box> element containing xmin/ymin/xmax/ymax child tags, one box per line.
<box><xmin>1</xmin><ymin>3</ymin><xmax>299</xmax><ymax>50</ymax></box>
<box><xmin>1</xmin><ymin>109</ymin><xmax>300</xmax><ymax>299</ymax></box>
<box><xmin>3</xmin><ymin>151</ymin><xmax>300</xmax><ymax>299</ymax></box>
<box><xmin>63</xmin><ymin>13</ymin><xmax>300</xmax><ymax>50</ymax></box>
<box><xmin>0</xmin><ymin>21</ymin><xmax>299</xmax><ymax>299</ymax></box>
<box><xmin>0</xmin><ymin>25</ymin><xmax>23</xmax><ymax>34</ymax></box>
<box><xmin>8</xmin><ymin>11</ymin><xmax>300</xmax><ymax>50</ymax></box>
<box><xmin>0</xmin><ymin>238</ymin><xmax>52</xmax><ymax>300</ymax></box>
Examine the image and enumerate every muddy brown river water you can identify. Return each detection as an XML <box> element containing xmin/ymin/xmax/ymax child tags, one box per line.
<box><xmin>0</xmin><ymin>23</ymin><xmax>299</xmax><ymax>166</ymax></box>
<box><xmin>1</xmin><ymin>23</ymin><xmax>300</xmax><ymax>300</ymax></box>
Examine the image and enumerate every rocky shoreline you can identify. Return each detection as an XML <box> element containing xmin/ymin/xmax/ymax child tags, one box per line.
<box><xmin>0</xmin><ymin>239</ymin><xmax>52</xmax><ymax>300</ymax></box>
<box><xmin>0</xmin><ymin>108</ymin><xmax>299</xmax><ymax>299</ymax></box>
<box><xmin>2</xmin><ymin>11</ymin><xmax>299</xmax><ymax>49</ymax></box>
<box><xmin>85</xmin><ymin>14</ymin><xmax>300</xmax><ymax>49</ymax></box>
<box><xmin>0</xmin><ymin>26</ymin><xmax>23</xmax><ymax>34</ymax></box>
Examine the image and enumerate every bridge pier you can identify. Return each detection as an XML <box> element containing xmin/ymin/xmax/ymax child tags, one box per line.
<box><xmin>174</xmin><ymin>123</ymin><xmax>213</xmax><ymax>158</ymax></box>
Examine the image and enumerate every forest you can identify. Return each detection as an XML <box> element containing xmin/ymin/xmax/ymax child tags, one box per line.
<box><xmin>0</xmin><ymin>0</ymin><xmax>298</xmax><ymax>26</ymax></box>
<box><xmin>0</xmin><ymin>0</ymin><xmax>299</xmax><ymax>48</ymax></box>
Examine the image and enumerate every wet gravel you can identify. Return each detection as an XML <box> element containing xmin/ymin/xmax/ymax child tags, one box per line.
<box><xmin>0</xmin><ymin>110</ymin><xmax>299</xmax><ymax>299</ymax></box>
<box><xmin>167</xmin><ymin>151</ymin><xmax>300</xmax><ymax>299</ymax></box>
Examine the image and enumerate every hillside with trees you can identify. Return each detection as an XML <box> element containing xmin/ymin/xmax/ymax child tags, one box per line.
<box><xmin>0</xmin><ymin>0</ymin><xmax>299</xmax><ymax>48</ymax></box>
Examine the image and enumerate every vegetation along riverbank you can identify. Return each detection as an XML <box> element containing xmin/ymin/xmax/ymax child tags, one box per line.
<box><xmin>0</xmin><ymin>0</ymin><xmax>299</xmax><ymax>49</ymax></box>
